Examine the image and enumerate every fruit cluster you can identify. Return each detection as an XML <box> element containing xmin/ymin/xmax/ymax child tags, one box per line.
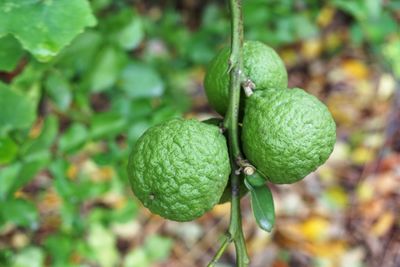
<box><xmin>128</xmin><ymin>41</ymin><xmax>336</xmax><ymax>222</ymax></box>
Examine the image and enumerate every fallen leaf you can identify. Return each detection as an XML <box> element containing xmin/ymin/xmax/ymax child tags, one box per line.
<box><xmin>371</xmin><ymin>212</ymin><xmax>395</xmax><ymax>237</ymax></box>
<box><xmin>341</xmin><ymin>59</ymin><xmax>369</xmax><ymax>80</ymax></box>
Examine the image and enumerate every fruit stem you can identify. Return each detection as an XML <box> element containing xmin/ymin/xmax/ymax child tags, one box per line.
<box><xmin>212</xmin><ymin>0</ymin><xmax>250</xmax><ymax>266</ymax></box>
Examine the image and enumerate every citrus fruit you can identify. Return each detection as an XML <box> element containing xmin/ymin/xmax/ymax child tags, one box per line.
<box><xmin>242</xmin><ymin>88</ymin><xmax>336</xmax><ymax>184</ymax></box>
<box><xmin>128</xmin><ymin>118</ymin><xmax>230</xmax><ymax>221</ymax></box>
<box><xmin>204</xmin><ymin>41</ymin><xmax>288</xmax><ymax>115</ymax></box>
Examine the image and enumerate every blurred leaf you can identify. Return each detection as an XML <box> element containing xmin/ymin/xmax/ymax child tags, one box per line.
<box><xmin>363</xmin><ymin>13</ymin><xmax>398</xmax><ymax>43</ymax></box>
<box><xmin>322</xmin><ymin>186</ymin><xmax>349</xmax><ymax>210</ymax></box>
<box><xmin>5</xmin><ymin>153</ymin><xmax>51</xmax><ymax>197</ymax></box>
<box><xmin>144</xmin><ymin>235</ymin><xmax>173</xmax><ymax>261</ymax></box>
<box><xmin>45</xmin><ymin>72</ymin><xmax>73</xmax><ymax>111</ymax></box>
<box><xmin>44</xmin><ymin>233</ymin><xmax>74</xmax><ymax>265</ymax></box>
<box><xmin>0</xmin><ymin>136</ymin><xmax>19</xmax><ymax>164</ymax></box>
<box><xmin>124</xmin><ymin>248</ymin><xmax>149</xmax><ymax>267</ymax></box>
<box><xmin>341</xmin><ymin>59</ymin><xmax>369</xmax><ymax>80</ymax></box>
<box><xmin>371</xmin><ymin>212</ymin><xmax>395</xmax><ymax>237</ymax></box>
<box><xmin>87</xmin><ymin>223</ymin><xmax>118</xmax><ymax>267</ymax></box>
<box><xmin>0</xmin><ymin>83</ymin><xmax>36</xmax><ymax>135</ymax></box>
<box><xmin>58</xmin><ymin>123</ymin><xmax>88</xmax><ymax>153</ymax></box>
<box><xmin>0</xmin><ymin>35</ymin><xmax>24</xmax><ymax>72</ymax></box>
<box><xmin>90</xmin><ymin>112</ymin><xmax>127</xmax><ymax>140</ymax></box>
<box><xmin>89</xmin><ymin>46</ymin><xmax>126</xmax><ymax>92</ymax></box>
<box><xmin>118</xmin><ymin>63</ymin><xmax>164</xmax><ymax>98</ymax></box>
<box><xmin>91</xmin><ymin>0</ymin><xmax>113</xmax><ymax>12</ymax></box>
<box><xmin>127</xmin><ymin>120</ymin><xmax>151</xmax><ymax>143</ymax></box>
<box><xmin>333</xmin><ymin>0</ymin><xmax>366</xmax><ymax>20</ymax></box>
<box><xmin>0</xmin><ymin>0</ymin><xmax>96</xmax><ymax>61</ymax></box>
<box><xmin>383</xmin><ymin>37</ymin><xmax>400</xmax><ymax>77</ymax></box>
<box><xmin>301</xmin><ymin>217</ymin><xmax>330</xmax><ymax>242</ymax></box>
<box><xmin>106</xmin><ymin>9</ymin><xmax>144</xmax><ymax>50</ymax></box>
<box><xmin>151</xmin><ymin>105</ymin><xmax>182</xmax><ymax>125</ymax></box>
<box><xmin>56</xmin><ymin>30</ymin><xmax>103</xmax><ymax>75</ymax></box>
<box><xmin>0</xmin><ymin>163</ymin><xmax>21</xmax><ymax>200</ymax></box>
<box><xmin>12</xmin><ymin>247</ymin><xmax>44</xmax><ymax>267</ymax></box>
<box><xmin>365</xmin><ymin>0</ymin><xmax>382</xmax><ymax>19</ymax></box>
<box><xmin>21</xmin><ymin>115</ymin><xmax>58</xmax><ymax>159</ymax></box>
<box><xmin>245</xmin><ymin>180</ymin><xmax>275</xmax><ymax>232</ymax></box>
<box><xmin>0</xmin><ymin>199</ymin><xmax>38</xmax><ymax>228</ymax></box>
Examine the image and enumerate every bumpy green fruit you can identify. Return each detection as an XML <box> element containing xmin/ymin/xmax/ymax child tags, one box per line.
<box><xmin>204</xmin><ymin>41</ymin><xmax>288</xmax><ymax>115</ymax></box>
<box><xmin>128</xmin><ymin>119</ymin><xmax>230</xmax><ymax>221</ymax></box>
<box><xmin>242</xmin><ymin>88</ymin><xmax>336</xmax><ymax>184</ymax></box>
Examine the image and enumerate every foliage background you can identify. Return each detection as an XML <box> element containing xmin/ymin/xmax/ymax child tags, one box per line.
<box><xmin>0</xmin><ymin>0</ymin><xmax>399</xmax><ymax>266</ymax></box>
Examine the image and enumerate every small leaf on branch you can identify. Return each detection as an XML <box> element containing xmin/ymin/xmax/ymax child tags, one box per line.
<box><xmin>245</xmin><ymin>180</ymin><xmax>275</xmax><ymax>232</ymax></box>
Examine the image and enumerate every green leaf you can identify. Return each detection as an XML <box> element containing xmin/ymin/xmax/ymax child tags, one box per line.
<box><xmin>127</xmin><ymin>120</ymin><xmax>151</xmax><ymax>143</ymax></box>
<box><xmin>0</xmin><ymin>199</ymin><xmax>38</xmax><ymax>228</ymax></box>
<box><xmin>245</xmin><ymin>172</ymin><xmax>266</xmax><ymax>188</ymax></box>
<box><xmin>43</xmin><ymin>233</ymin><xmax>74</xmax><ymax>265</ymax></box>
<box><xmin>21</xmin><ymin>115</ymin><xmax>58</xmax><ymax>159</ymax></box>
<box><xmin>104</xmin><ymin>9</ymin><xmax>144</xmax><ymax>50</ymax></box>
<box><xmin>118</xmin><ymin>63</ymin><xmax>164</xmax><ymax>98</ymax></box>
<box><xmin>87</xmin><ymin>223</ymin><xmax>118</xmax><ymax>267</ymax></box>
<box><xmin>144</xmin><ymin>235</ymin><xmax>173</xmax><ymax>261</ymax></box>
<box><xmin>245</xmin><ymin>181</ymin><xmax>275</xmax><ymax>232</ymax></box>
<box><xmin>90</xmin><ymin>112</ymin><xmax>127</xmax><ymax>140</ymax></box>
<box><xmin>56</xmin><ymin>30</ymin><xmax>103</xmax><ymax>74</ymax></box>
<box><xmin>123</xmin><ymin>248</ymin><xmax>149</xmax><ymax>267</ymax></box>
<box><xmin>44</xmin><ymin>72</ymin><xmax>72</xmax><ymax>111</ymax></box>
<box><xmin>58</xmin><ymin>123</ymin><xmax>88</xmax><ymax>153</ymax></box>
<box><xmin>0</xmin><ymin>83</ymin><xmax>36</xmax><ymax>135</ymax></box>
<box><xmin>12</xmin><ymin>153</ymin><xmax>51</xmax><ymax>194</ymax></box>
<box><xmin>12</xmin><ymin>247</ymin><xmax>44</xmax><ymax>267</ymax></box>
<box><xmin>0</xmin><ymin>0</ymin><xmax>96</xmax><ymax>62</ymax></box>
<box><xmin>0</xmin><ymin>136</ymin><xmax>18</xmax><ymax>164</ymax></box>
<box><xmin>0</xmin><ymin>163</ymin><xmax>21</xmax><ymax>200</ymax></box>
<box><xmin>0</xmin><ymin>35</ymin><xmax>24</xmax><ymax>71</ymax></box>
<box><xmin>116</xmin><ymin>14</ymin><xmax>143</xmax><ymax>50</ymax></box>
<box><xmin>89</xmin><ymin>46</ymin><xmax>126</xmax><ymax>92</ymax></box>
<box><xmin>0</xmin><ymin>154</ymin><xmax>50</xmax><ymax>200</ymax></box>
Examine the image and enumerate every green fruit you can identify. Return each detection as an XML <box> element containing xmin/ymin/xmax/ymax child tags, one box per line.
<box><xmin>128</xmin><ymin>118</ymin><xmax>230</xmax><ymax>221</ymax></box>
<box><xmin>204</xmin><ymin>41</ymin><xmax>288</xmax><ymax>115</ymax></box>
<box><xmin>242</xmin><ymin>88</ymin><xmax>336</xmax><ymax>184</ymax></box>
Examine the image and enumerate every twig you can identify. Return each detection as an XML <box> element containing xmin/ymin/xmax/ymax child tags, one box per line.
<box><xmin>208</xmin><ymin>0</ymin><xmax>250</xmax><ymax>266</ymax></box>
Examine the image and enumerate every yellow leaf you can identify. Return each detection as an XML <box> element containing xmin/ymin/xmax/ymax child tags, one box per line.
<box><xmin>301</xmin><ymin>38</ymin><xmax>322</xmax><ymax>60</ymax></box>
<box><xmin>356</xmin><ymin>181</ymin><xmax>374</xmax><ymax>202</ymax></box>
<box><xmin>327</xmin><ymin>93</ymin><xmax>360</xmax><ymax>126</ymax></box>
<box><xmin>351</xmin><ymin>147</ymin><xmax>374</xmax><ymax>165</ymax></box>
<box><xmin>28</xmin><ymin>118</ymin><xmax>43</xmax><ymax>139</ymax></box>
<box><xmin>325</xmin><ymin>187</ymin><xmax>348</xmax><ymax>209</ymax></box>
<box><xmin>372</xmin><ymin>212</ymin><xmax>395</xmax><ymax>237</ymax></box>
<box><xmin>301</xmin><ymin>217</ymin><xmax>330</xmax><ymax>242</ymax></box>
<box><xmin>317</xmin><ymin>6</ymin><xmax>336</xmax><ymax>27</ymax></box>
<box><xmin>14</xmin><ymin>191</ymin><xmax>28</xmax><ymax>199</ymax></box>
<box><xmin>324</xmin><ymin>31</ymin><xmax>343</xmax><ymax>51</ymax></box>
<box><xmin>342</xmin><ymin>59</ymin><xmax>369</xmax><ymax>80</ymax></box>
<box><xmin>66</xmin><ymin>164</ymin><xmax>78</xmax><ymax>180</ymax></box>
<box><xmin>280</xmin><ymin>48</ymin><xmax>298</xmax><ymax>67</ymax></box>
<box><xmin>306</xmin><ymin>240</ymin><xmax>347</xmax><ymax>258</ymax></box>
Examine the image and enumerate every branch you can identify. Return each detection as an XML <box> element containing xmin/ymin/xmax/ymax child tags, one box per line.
<box><xmin>208</xmin><ymin>0</ymin><xmax>250</xmax><ymax>266</ymax></box>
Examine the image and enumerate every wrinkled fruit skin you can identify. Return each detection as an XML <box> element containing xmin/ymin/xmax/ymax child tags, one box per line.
<box><xmin>204</xmin><ymin>41</ymin><xmax>288</xmax><ymax>115</ymax></box>
<box><xmin>242</xmin><ymin>88</ymin><xmax>336</xmax><ymax>184</ymax></box>
<box><xmin>128</xmin><ymin>119</ymin><xmax>231</xmax><ymax>221</ymax></box>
